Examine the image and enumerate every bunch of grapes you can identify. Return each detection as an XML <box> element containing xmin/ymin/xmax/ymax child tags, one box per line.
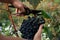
<box><xmin>19</xmin><ymin>16</ymin><xmax>45</xmax><ymax>40</ymax></box>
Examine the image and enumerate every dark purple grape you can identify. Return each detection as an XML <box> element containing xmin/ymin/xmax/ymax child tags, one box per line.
<box><xmin>19</xmin><ymin>16</ymin><xmax>45</xmax><ymax>39</ymax></box>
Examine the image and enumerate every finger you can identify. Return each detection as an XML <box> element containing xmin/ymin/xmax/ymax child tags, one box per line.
<box><xmin>39</xmin><ymin>24</ymin><xmax>44</xmax><ymax>27</ymax></box>
<box><xmin>38</xmin><ymin>24</ymin><xmax>44</xmax><ymax>30</ymax></box>
<box><xmin>17</xmin><ymin>8</ymin><xmax>25</xmax><ymax>14</ymax></box>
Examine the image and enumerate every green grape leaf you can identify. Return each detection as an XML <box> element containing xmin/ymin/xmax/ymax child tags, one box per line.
<box><xmin>42</xmin><ymin>10</ymin><xmax>52</xmax><ymax>19</ymax></box>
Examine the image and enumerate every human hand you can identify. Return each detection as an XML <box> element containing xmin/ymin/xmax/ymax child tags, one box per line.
<box><xmin>12</xmin><ymin>0</ymin><xmax>26</xmax><ymax>13</ymax></box>
<box><xmin>33</xmin><ymin>24</ymin><xmax>44</xmax><ymax>40</ymax></box>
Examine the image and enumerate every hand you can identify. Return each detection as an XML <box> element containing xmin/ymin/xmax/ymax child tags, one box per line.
<box><xmin>33</xmin><ymin>24</ymin><xmax>44</xmax><ymax>40</ymax></box>
<box><xmin>12</xmin><ymin>1</ymin><xmax>25</xmax><ymax>13</ymax></box>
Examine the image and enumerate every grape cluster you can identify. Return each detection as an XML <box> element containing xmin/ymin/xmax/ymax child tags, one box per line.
<box><xmin>19</xmin><ymin>16</ymin><xmax>45</xmax><ymax>40</ymax></box>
